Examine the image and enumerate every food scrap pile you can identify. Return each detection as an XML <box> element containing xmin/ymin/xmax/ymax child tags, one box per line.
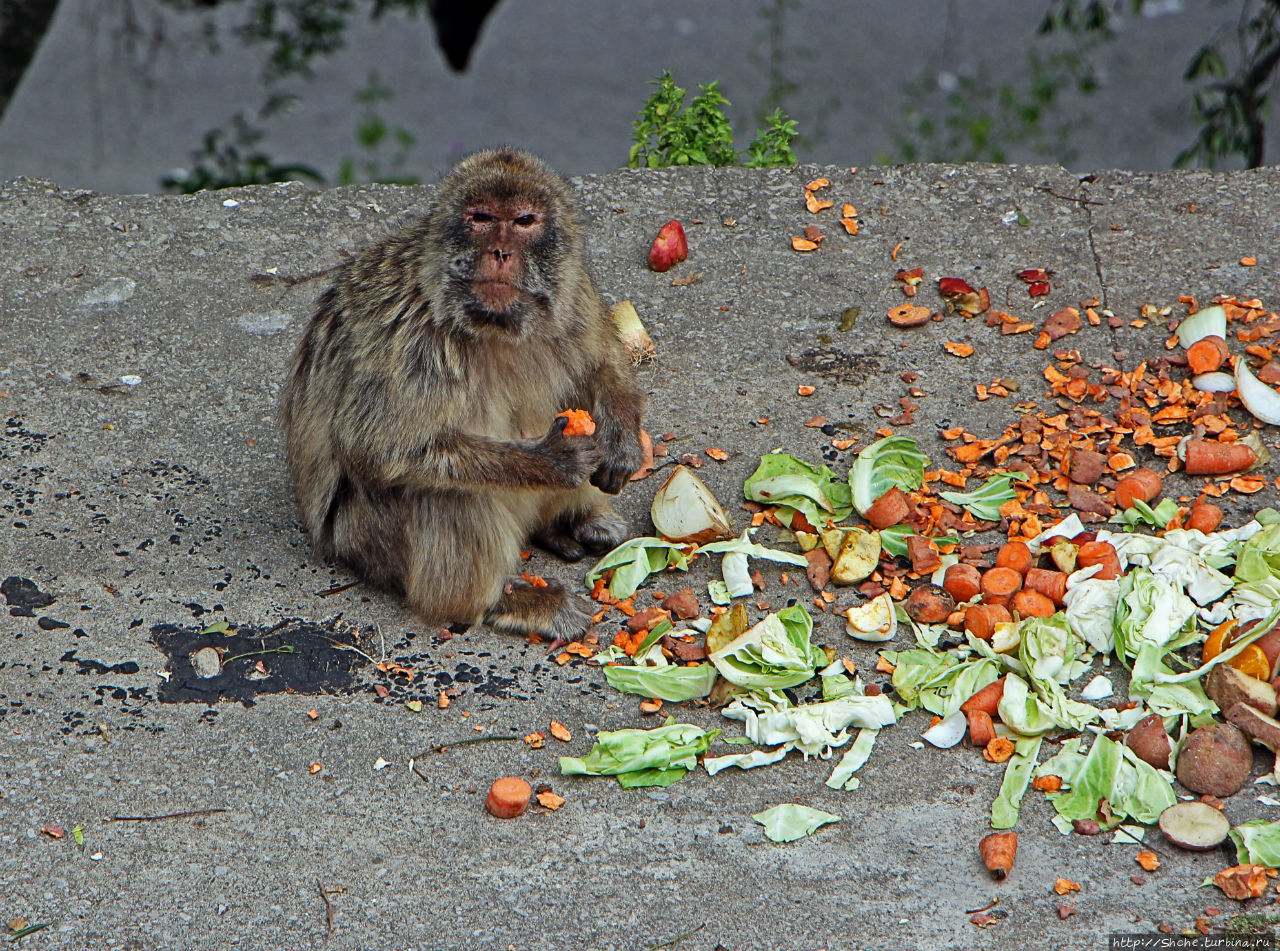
<box><xmin>534</xmin><ymin>268</ymin><xmax>1280</xmax><ymax>906</ymax></box>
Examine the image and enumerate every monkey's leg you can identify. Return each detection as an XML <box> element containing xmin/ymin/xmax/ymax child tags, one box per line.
<box><xmin>401</xmin><ymin>492</ymin><xmax>589</xmax><ymax>640</ymax></box>
<box><xmin>531</xmin><ymin>487</ymin><xmax>629</xmax><ymax>562</ymax></box>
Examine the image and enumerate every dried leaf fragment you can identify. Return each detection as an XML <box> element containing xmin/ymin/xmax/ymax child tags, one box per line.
<box><xmin>536</xmin><ymin>789</ymin><xmax>566</xmax><ymax>810</ymax></box>
<box><xmin>1213</xmin><ymin>864</ymin><xmax>1269</xmax><ymax>900</ymax></box>
<box><xmin>805</xmin><ymin>191</ymin><xmax>834</xmax><ymax>213</ymax></box>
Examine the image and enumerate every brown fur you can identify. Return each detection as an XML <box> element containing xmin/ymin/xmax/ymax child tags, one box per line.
<box><xmin>281</xmin><ymin>149</ymin><xmax>644</xmax><ymax>639</ymax></box>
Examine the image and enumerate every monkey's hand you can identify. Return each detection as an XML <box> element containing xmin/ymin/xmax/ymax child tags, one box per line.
<box><xmin>589</xmin><ymin>420</ymin><xmax>645</xmax><ymax>495</ymax></box>
<box><xmin>534</xmin><ymin>415</ymin><xmax>602</xmax><ymax>488</ymax></box>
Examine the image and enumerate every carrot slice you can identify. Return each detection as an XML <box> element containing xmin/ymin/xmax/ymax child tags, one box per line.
<box><xmin>967</xmin><ymin>710</ymin><xmax>996</xmax><ymax>747</ymax></box>
<box><xmin>1186</xmin><ymin>500</ymin><xmax>1224</xmax><ymax>534</ymax></box>
<box><xmin>964</xmin><ymin>603</ymin><xmax>1012</xmax><ymax>641</ymax></box>
<box><xmin>1024</xmin><ymin>567</ymin><xmax>1068</xmax><ymax>606</ymax></box>
<box><xmin>1011</xmin><ymin>588</ymin><xmax>1055</xmax><ymax>619</ymax></box>
<box><xmin>1186</xmin><ymin>335</ymin><xmax>1229</xmax><ymax>375</ymax></box>
<box><xmin>981</xmin><ymin>566</ymin><xmax>1023</xmax><ymax>605</ymax></box>
<box><xmin>943</xmin><ymin>563</ymin><xmax>982</xmax><ymax>603</ymax></box>
<box><xmin>960</xmin><ymin>676</ymin><xmax>1006</xmax><ymax>717</ymax></box>
<box><xmin>1076</xmin><ymin>541</ymin><xmax>1120</xmax><ymax>580</ymax></box>
<box><xmin>555</xmin><ymin>408</ymin><xmax>596</xmax><ymax>437</ymax></box>
<box><xmin>994</xmin><ymin>541</ymin><xmax>1033</xmax><ymax>576</ymax></box>
<box><xmin>485</xmin><ymin>777</ymin><xmax>532</xmax><ymax>819</ymax></box>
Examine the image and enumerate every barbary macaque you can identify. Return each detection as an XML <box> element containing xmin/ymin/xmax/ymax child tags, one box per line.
<box><xmin>281</xmin><ymin>149</ymin><xmax>645</xmax><ymax>640</ymax></box>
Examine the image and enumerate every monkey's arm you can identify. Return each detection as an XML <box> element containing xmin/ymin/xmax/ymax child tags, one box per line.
<box><xmin>334</xmin><ymin>416</ymin><xmax>599</xmax><ymax>493</ymax></box>
<box><xmin>584</xmin><ymin>361</ymin><xmax>646</xmax><ymax>494</ymax></box>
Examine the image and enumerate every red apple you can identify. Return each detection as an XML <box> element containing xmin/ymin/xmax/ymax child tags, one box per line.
<box><xmin>648</xmin><ymin>219</ymin><xmax>688</xmax><ymax>272</ymax></box>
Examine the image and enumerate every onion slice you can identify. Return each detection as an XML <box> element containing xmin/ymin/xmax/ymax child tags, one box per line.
<box><xmin>1175</xmin><ymin>304</ymin><xmax>1227</xmax><ymax>348</ymax></box>
<box><xmin>650</xmin><ymin>466</ymin><xmax>733</xmax><ymax>543</ymax></box>
<box><xmin>1234</xmin><ymin>358</ymin><xmax>1280</xmax><ymax>425</ymax></box>
<box><xmin>1191</xmin><ymin>371</ymin><xmax>1235</xmax><ymax>393</ymax></box>
<box><xmin>921</xmin><ymin>709</ymin><xmax>967</xmax><ymax>748</ymax></box>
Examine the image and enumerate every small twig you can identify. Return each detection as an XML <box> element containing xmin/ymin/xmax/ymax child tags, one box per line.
<box><xmin>316</xmin><ymin>878</ymin><xmax>334</xmax><ymax>941</ymax></box>
<box><xmin>420</xmin><ymin>734</ymin><xmax>521</xmax><ymax>756</ymax></box>
<box><xmin>315</xmin><ymin>581</ymin><xmax>360</xmax><ymax>598</ymax></box>
<box><xmin>965</xmin><ymin>896</ymin><xmax>1001</xmax><ymax>915</ymax></box>
<box><xmin>7</xmin><ymin>922</ymin><xmax>51</xmax><ymax>943</ymax></box>
<box><xmin>222</xmin><ymin>645</ymin><xmax>296</xmax><ymax>665</ymax></box>
<box><xmin>410</xmin><ymin>759</ymin><xmax>430</xmax><ymax>784</ymax></box>
<box><xmin>644</xmin><ymin>923</ymin><xmax>706</xmax><ymax>951</ymax></box>
<box><xmin>248</xmin><ymin>263</ymin><xmax>344</xmax><ymax>287</ymax></box>
<box><xmin>108</xmin><ymin>808</ymin><xmax>228</xmax><ymax>823</ymax></box>
<box><xmin>1035</xmin><ymin>185</ymin><xmax>1103</xmax><ymax>206</ymax></box>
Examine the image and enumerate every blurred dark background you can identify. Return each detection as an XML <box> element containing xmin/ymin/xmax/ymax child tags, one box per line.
<box><xmin>0</xmin><ymin>0</ymin><xmax>1276</xmax><ymax>194</ymax></box>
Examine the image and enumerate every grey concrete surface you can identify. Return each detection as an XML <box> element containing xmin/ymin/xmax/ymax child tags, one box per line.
<box><xmin>2</xmin><ymin>161</ymin><xmax>1280</xmax><ymax>950</ymax></box>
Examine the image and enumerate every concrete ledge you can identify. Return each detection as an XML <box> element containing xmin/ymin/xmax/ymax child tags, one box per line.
<box><xmin>2</xmin><ymin>163</ymin><xmax>1278</xmax><ymax>949</ymax></box>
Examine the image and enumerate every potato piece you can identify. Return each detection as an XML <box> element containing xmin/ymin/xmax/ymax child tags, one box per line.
<box><xmin>845</xmin><ymin>593</ymin><xmax>897</xmax><ymax>642</ymax></box>
<box><xmin>1175</xmin><ymin>722</ymin><xmax>1253</xmax><ymax>797</ymax></box>
<box><xmin>903</xmin><ymin>585</ymin><xmax>955</xmax><ymax>625</ymax></box>
<box><xmin>1207</xmin><ymin>663</ymin><xmax>1278</xmax><ymax>717</ymax></box>
<box><xmin>820</xmin><ymin>529</ymin><xmax>845</xmax><ymax>562</ymax></box>
<box><xmin>831</xmin><ymin>529</ymin><xmax>881</xmax><ymax>585</ymax></box>
<box><xmin>990</xmin><ymin>620</ymin><xmax>1021</xmax><ymax>655</ymax></box>
<box><xmin>1125</xmin><ymin>713</ymin><xmax>1172</xmax><ymax>770</ymax></box>
<box><xmin>1048</xmin><ymin>538</ymin><xmax>1078</xmax><ymax>574</ymax></box>
<box><xmin>1225</xmin><ymin>702</ymin><xmax>1280</xmax><ymax>751</ymax></box>
<box><xmin>1158</xmin><ymin>801</ymin><xmax>1230</xmax><ymax>851</ymax></box>
<box><xmin>1066</xmin><ymin>448</ymin><xmax>1106</xmax><ymax>485</ymax></box>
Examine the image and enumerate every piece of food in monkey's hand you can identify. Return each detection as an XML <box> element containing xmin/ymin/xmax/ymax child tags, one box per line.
<box><xmin>648</xmin><ymin>219</ymin><xmax>688</xmax><ymax>272</ymax></box>
<box><xmin>485</xmin><ymin>776</ymin><xmax>532</xmax><ymax>818</ymax></box>
<box><xmin>555</xmin><ymin>408</ymin><xmax>597</xmax><ymax>437</ymax></box>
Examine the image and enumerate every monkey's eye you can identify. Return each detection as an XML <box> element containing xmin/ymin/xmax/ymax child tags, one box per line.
<box><xmin>468</xmin><ymin>211</ymin><xmax>495</xmax><ymax>225</ymax></box>
<box><xmin>514</xmin><ymin>214</ymin><xmax>541</xmax><ymax>228</ymax></box>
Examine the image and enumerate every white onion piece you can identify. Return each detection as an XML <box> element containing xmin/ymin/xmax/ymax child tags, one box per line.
<box><xmin>651</xmin><ymin>465</ymin><xmax>733</xmax><ymax>543</ymax></box>
<box><xmin>1080</xmin><ymin>675</ymin><xmax>1114</xmax><ymax>701</ymax></box>
<box><xmin>1191</xmin><ymin>371</ymin><xmax>1236</xmax><ymax>393</ymax></box>
<box><xmin>921</xmin><ymin>709</ymin><xmax>967</xmax><ymax>748</ymax></box>
<box><xmin>1176</xmin><ymin>305</ymin><xmax>1227</xmax><ymax>348</ymax></box>
<box><xmin>1235</xmin><ymin>358</ymin><xmax>1280</xmax><ymax>425</ymax></box>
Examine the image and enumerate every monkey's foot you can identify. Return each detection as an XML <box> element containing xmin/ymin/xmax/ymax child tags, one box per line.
<box><xmin>485</xmin><ymin>578</ymin><xmax>590</xmax><ymax>641</ymax></box>
<box><xmin>531</xmin><ymin>526</ymin><xmax>586</xmax><ymax>563</ymax></box>
<box><xmin>572</xmin><ymin>506</ymin><xmax>628</xmax><ymax>554</ymax></box>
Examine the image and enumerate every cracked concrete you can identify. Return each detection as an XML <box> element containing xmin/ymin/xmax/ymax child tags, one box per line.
<box><xmin>1</xmin><ymin>161</ymin><xmax>1280</xmax><ymax>950</ymax></box>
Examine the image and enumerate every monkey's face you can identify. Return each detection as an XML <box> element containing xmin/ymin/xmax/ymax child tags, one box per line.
<box><xmin>457</xmin><ymin>200</ymin><xmax>552</xmax><ymax>333</ymax></box>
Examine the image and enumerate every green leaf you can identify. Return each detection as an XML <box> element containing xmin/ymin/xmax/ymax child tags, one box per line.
<box><xmin>752</xmin><ymin>804</ymin><xmax>840</xmax><ymax>842</ymax></box>
<box><xmin>603</xmin><ymin>663</ymin><xmax>719</xmax><ymax>702</ymax></box>
<box><xmin>559</xmin><ymin>719</ymin><xmax>718</xmax><ymax>783</ymax></box>
<box><xmin>744</xmin><ymin>453</ymin><xmax>853</xmax><ymax>529</ymax></box>
<box><xmin>990</xmin><ymin>736</ymin><xmax>1043</xmax><ymax>829</ymax></box>
<box><xmin>939</xmin><ymin>471</ymin><xmax>1028</xmax><ymax>522</ymax></box>
<box><xmin>708</xmin><ymin>605</ymin><xmax>825</xmax><ymax>690</ymax></box>
<box><xmin>849</xmin><ymin>434</ymin><xmax>929</xmax><ymax>516</ymax></box>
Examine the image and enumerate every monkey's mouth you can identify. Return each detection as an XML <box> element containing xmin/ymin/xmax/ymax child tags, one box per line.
<box><xmin>472</xmin><ymin>279</ymin><xmax>523</xmax><ymax>312</ymax></box>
